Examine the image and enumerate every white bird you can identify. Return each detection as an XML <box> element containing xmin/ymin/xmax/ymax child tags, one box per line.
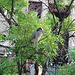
<box><xmin>30</xmin><ymin>28</ymin><xmax>45</xmax><ymax>43</ymax></box>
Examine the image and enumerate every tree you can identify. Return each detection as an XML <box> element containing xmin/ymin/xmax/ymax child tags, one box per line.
<box><xmin>0</xmin><ymin>0</ymin><xmax>75</xmax><ymax>75</ymax></box>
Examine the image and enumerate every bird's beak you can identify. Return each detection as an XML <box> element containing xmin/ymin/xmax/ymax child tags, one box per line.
<box><xmin>42</xmin><ymin>30</ymin><xmax>46</xmax><ymax>33</ymax></box>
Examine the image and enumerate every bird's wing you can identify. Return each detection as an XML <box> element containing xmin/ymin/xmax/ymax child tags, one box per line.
<box><xmin>30</xmin><ymin>31</ymin><xmax>36</xmax><ymax>41</ymax></box>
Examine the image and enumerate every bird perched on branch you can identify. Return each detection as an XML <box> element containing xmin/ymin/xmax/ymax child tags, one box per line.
<box><xmin>30</xmin><ymin>28</ymin><xmax>45</xmax><ymax>44</ymax></box>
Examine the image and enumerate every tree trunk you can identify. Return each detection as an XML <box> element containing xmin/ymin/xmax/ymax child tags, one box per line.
<box><xmin>17</xmin><ymin>62</ymin><xmax>22</xmax><ymax>75</ymax></box>
<box><xmin>41</xmin><ymin>63</ymin><xmax>47</xmax><ymax>75</ymax></box>
<box><xmin>35</xmin><ymin>62</ymin><xmax>38</xmax><ymax>75</ymax></box>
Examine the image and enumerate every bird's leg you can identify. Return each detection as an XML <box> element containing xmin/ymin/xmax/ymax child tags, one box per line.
<box><xmin>37</xmin><ymin>42</ymin><xmax>38</xmax><ymax>46</ymax></box>
<box><xmin>33</xmin><ymin>42</ymin><xmax>38</xmax><ymax>52</ymax></box>
<box><xmin>34</xmin><ymin>42</ymin><xmax>37</xmax><ymax>48</ymax></box>
<box><xmin>34</xmin><ymin>42</ymin><xmax>35</xmax><ymax>45</ymax></box>
<box><xmin>36</xmin><ymin>42</ymin><xmax>38</xmax><ymax>52</ymax></box>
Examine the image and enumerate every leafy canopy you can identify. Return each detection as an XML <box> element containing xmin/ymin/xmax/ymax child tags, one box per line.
<box><xmin>0</xmin><ymin>0</ymin><xmax>75</xmax><ymax>74</ymax></box>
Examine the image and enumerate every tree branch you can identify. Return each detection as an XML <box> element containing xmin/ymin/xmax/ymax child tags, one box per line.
<box><xmin>0</xmin><ymin>65</ymin><xmax>17</xmax><ymax>74</ymax></box>
<box><xmin>58</xmin><ymin>21</ymin><xmax>63</xmax><ymax>35</ymax></box>
<box><xmin>39</xmin><ymin>0</ymin><xmax>49</xmax><ymax>8</ymax></box>
<box><xmin>0</xmin><ymin>44</ymin><xmax>12</xmax><ymax>48</ymax></box>
<box><xmin>39</xmin><ymin>35</ymin><xmax>48</xmax><ymax>42</ymax></box>
<box><xmin>39</xmin><ymin>0</ymin><xmax>52</xmax><ymax>12</ymax></box>
<box><xmin>0</xmin><ymin>7</ymin><xmax>19</xmax><ymax>26</ymax></box>
<box><xmin>9</xmin><ymin>0</ymin><xmax>14</xmax><ymax>28</ymax></box>
<box><xmin>12</xmin><ymin>17</ymin><xmax>19</xmax><ymax>26</ymax></box>
<box><xmin>69</xmin><ymin>32</ymin><xmax>75</xmax><ymax>38</ymax></box>
<box><xmin>11</xmin><ymin>0</ymin><xmax>14</xmax><ymax>19</ymax></box>
<box><xmin>67</xmin><ymin>19</ymin><xmax>75</xmax><ymax>30</ymax></box>
<box><xmin>0</xmin><ymin>8</ymin><xmax>11</xmax><ymax>25</ymax></box>
<box><xmin>53</xmin><ymin>0</ymin><xmax>60</xmax><ymax>15</ymax></box>
<box><xmin>66</xmin><ymin>0</ymin><xmax>74</xmax><ymax>12</ymax></box>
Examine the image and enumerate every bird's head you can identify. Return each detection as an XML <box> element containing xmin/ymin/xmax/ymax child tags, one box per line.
<box><xmin>37</xmin><ymin>27</ymin><xmax>45</xmax><ymax>33</ymax></box>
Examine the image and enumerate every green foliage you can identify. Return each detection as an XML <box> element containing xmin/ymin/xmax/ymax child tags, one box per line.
<box><xmin>68</xmin><ymin>48</ymin><xmax>75</xmax><ymax>61</ymax></box>
<box><xmin>8</xmin><ymin>12</ymin><xmax>59</xmax><ymax>62</ymax></box>
<box><xmin>0</xmin><ymin>0</ymin><xmax>75</xmax><ymax>74</ymax></box>
<box><xmin>57</xmin><ymin>49</ymin><xmax>75</xmax><ymax>75</ymax></box>
<box><xmin>57</xmin><ymin>64</ymin><xmax>75</xmax><ymax>75</ymax></box>
<box><xmin>0</xmin><ymin>34</ymin><xmax>7</xmax><ymax>42</ymax></box>
<box><xmin>0</xmin><ymin>0</ymin><xmax>28</xmax><ymax>16</ymax></box>
<box><xmin>0</xmin><ymin>57</ymin><xmax>18</xmax><ymax>74</ymax></box>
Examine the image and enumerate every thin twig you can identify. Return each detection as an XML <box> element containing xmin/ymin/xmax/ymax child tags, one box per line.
<box><xmin>53</xmin><ymin>0</ymin><xmax>60</xmax><ymax>15</ymax></box>
<box><xmin>0</xmin><ymin>44</ymin><xmax>12</xmax><ymax>48</ymax></box>
<box><xmin>39</xmin><ymin>0</ymin><xmax>52</xmax><ymax>12</ymax></box>
<box><xmin>0</xmin><ymin>8</ymin><xmax>11</xmax><ymax>25</ymax></box>
<box><xmin>67</xmin><ymin>19</ymin><xmax>75</xmax><ymax>31</ymax></box>
<box><xmin>0</xmin><ymin>7</ymin><xmax>19</xmax><ymax>26</ymax></box>
<box><xmin>12</xmin><ymin>17</ymin><xmax>19</xmax><ymax>26</ymax></box>
<box><xmin>69</xmin><ymin>31</ymin><xmax>75</xmax><ymax>38</ymax></box>
<box><xmin>39</xmin><ymin>35</ymin><xmax>48</xmax><ymax>42</ymax></box>
<box><xmin>39</xmin><ymin>0</ymin><xmax>49</xmax><ymax>8</ymax></box>
<box><xmin>0</xmin><ymin>65</ymin><xmax>17</xmax><ymax>74</ymax></box>
<box><xmin>53</xmin><ymin>13</ymin><xmax>56</xmax><ymax>25</ymax></box>
<box><xmin>36</xmin><ymin>51</ymin><xmax>49</xmax><ymax>59</ymax></box>
<box><xmin>9</xmin><ymin>0</ymin><xmax>14</xmax><ymax>28</ymax></box>
<box><xmin>58</xmin><ymin>21</ymin><xmax>63</xmax><ymax>35</ymax></box>
<box><xmin>0</xmin><ymin>29</ymin><xmax>9</xmax><ymax>34</ymax></box>
<box><xmin>11</xmin><ymin>0</ymin><xmax>14</xmax><ymax>19</ymax></box>
<box><xmin>24</xmin><ymin>13</ymin><xmax>38</xmax><ymax>51</ymax></box>
<box><xmin>66</xmin><ymin>0</ymin><xmax>74</xmax><ymax>13</ymax></box>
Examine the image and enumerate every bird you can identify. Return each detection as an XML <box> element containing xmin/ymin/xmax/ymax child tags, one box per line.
<box><xmin>30</xmin><ymin>28</ymin><xmax>45</xmax><ymax>44</ymax></box>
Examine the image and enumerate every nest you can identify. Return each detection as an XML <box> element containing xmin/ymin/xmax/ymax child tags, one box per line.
<box><xmin>49</xmin><ymin>3</ymin><xmax>71</xmax><ymax>21</ymax></box>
